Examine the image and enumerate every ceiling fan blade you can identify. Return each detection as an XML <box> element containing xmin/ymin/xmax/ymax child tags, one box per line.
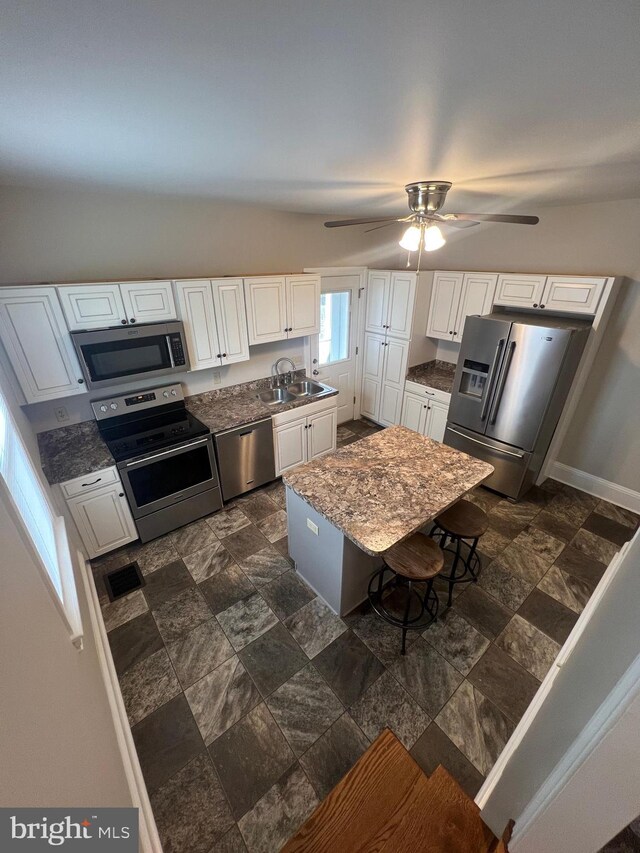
<box><xmin>433</xmin><ymin>215</ymin><xmax>479</xmax><ymax>229</ymax></box>
<box><xmin>364</xmin><ymin>221</ymin><xmax>402</xmax><ymax>233</ymax></box>
<box><xmin>324</xmin><ymin>216</ymin><xmax>403</xmax><ymax>228</ymax></box>
<box><xmin>445</xmin><ymin>213</ymin><xmax>540</xmax><ymax>225</ymax></box>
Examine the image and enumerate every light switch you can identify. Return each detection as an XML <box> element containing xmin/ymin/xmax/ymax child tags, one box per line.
<box><xmin>306</xmin><ymin>518</ymin><xmax>319</xmax><ymax>535</ymax></box>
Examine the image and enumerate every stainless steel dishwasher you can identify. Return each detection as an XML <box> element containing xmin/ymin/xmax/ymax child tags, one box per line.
<box><xmin>214</xmin><ymin>417</ymin><xmax>276</xmax><ymax>502</ymax></box>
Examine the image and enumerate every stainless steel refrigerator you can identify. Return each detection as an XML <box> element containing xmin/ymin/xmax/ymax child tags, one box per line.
<box><xmin>444</xmin><ymin>311</ymin><xmax>591</xmax><ymax>500</ymax></box>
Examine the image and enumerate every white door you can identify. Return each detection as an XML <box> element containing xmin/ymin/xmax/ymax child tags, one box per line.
<box><xmin>57</xmin><ymin>284</ymin><xmax>127</xmax><ymax>330</ymax></box>
<box><xmin>494</xmin><ymin>274</ymin><xmax>547</xmax><ymax>308</ymax></box>
<box><xmin>427</xmin><ymin>272</ymin><xmax>465</xmax><ymax>340</ymax></box>
<box><xmin>454</xmin><ymin>273</ymin><xmax>498</xmax><ymax>338</ymax></box>
<box><xmin>378</xmin><ymin>338</ymin><xmax>409</xmax><ymax>427</ymax></box>
<box><xmin>307</xmin><ymin>408</ymin><xmax>337</xmax><ymax>460</ymax></box>
<box><xmin>174</xmin><ymin>280</ymin><xmax>221</xmax><ymax>370</ymax></box>
<box><xmin>273</xmin><ymin>419</ymin><xmax>308</xmax><ymax>475</ymax></box>
<box><xmin>120</xmin><ymin>281</ymin><xmax>176</xmax><ymax>324</ymax></box>
<box><xmin>244</xmin><ymin>277</ymin><xmax>288</xmax><ymax>345</ymax></box>
<box><xmin>541</xmin><ymin>277</ymin><xmax>605</xmax><ymax>314</ymax></box>
<box><xmin>365</xmin><ymin>271</ymin><xmax>391</xmax><ymax>334</ymax></box>
<box><xmin>387</xmin><ymin>272</ymin><xmax>417</xmax><ymax>340</ymax></box>
<box><xmin>426</xmin><ymin>400</ymin><xmax>449</xmax><ymax>442</ymax></box>
<box><xmin>286</xmin><ymin>275</ymin><xmax>320</xmax><ymax>338</ymax></box>
<box><xmin>310</xmin><ymin>275</ymin><xmax>361</xmax><ymax>424</ymax></box>
<box><xmin>212</xmin><ymin>279</ymin><xmax>250</xmax><ymax>365</ymax></box>
<box><xmin>401</xmin><ymin>392</ymin><xmax>429</xmax><ymax>433</ymax></box>
<box><xmin>68</xmin><ymin>485</ymin><xmax>137</xmax><ymax>558</ymax></box>
<box><xmin>0</xmin><ymin>287</ymin><xmax>87</xmax><ymax>403</ymax></box>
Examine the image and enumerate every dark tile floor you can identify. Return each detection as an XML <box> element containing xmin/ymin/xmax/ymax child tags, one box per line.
<box><xmin>91</xmin><ymin>419</ymin><xmax>639</xmax><ymax>852</ymax></box>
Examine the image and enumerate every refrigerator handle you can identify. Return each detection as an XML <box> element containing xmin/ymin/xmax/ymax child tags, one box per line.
<box><xmin>489</xmin><ymin>340</ymin><xmax>517</xmax><ymax>425</ymax></box>
<box><xmin>480</xmin><ymin>338</ymin><xmax>506</xmax><ymax>421</ymax></box>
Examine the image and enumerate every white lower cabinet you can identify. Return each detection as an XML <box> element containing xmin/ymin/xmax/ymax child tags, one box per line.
<box><xmin>61</xmin><ymin>466</ymin><xmax>137</xmax><ymax>558</ymax></box>
<box><xmin>360</xmin><ymin>333</ymin><xmax>409</xmax><ymax>426</ymax></box>
<box><xmin>400</xmin><ymin>384</ymin><xmax>450</xmax><ymax>442</ymax></box>
<box><xmin>272</xmin><ymin>398</ymin><xmax>338</xmax><ymax>476</ymax></box>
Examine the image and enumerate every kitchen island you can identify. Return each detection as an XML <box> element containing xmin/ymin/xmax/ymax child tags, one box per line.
<box><xmin>283</xmin><ymin>425</ymin><xmax>494</xmax><ymax>615</ymax></box>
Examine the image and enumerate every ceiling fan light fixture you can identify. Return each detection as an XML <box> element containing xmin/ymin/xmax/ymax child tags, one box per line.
<box><xmin>424</xmin><ymin>223</ymin><xmax>446</xmax><ymax>251</ymax></box>
<box><xmin>399</xmin><ymin>224</ymin><xmax>422</xmax><ymax>251</ymax></box>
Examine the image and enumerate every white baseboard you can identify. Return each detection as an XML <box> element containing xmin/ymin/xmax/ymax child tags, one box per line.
<box><xmin>548</xmin><ymin>462</ymin><xmax>640</xmax><ymax>514</ymax></box>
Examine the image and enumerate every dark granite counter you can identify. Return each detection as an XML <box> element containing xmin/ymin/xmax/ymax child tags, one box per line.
<box><xmin>38</xmin><ymin>421</ymin><xmax>114</xmax><ymax>486</ymax></box>
<box><xmin>406</xmin><ymin>360</ymin><xmax>456</xmax><ymax>394</ymax></box>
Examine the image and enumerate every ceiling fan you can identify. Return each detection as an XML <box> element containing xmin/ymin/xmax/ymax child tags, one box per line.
<box><xmin>324</xmin><ymin>181</ymin><xmax>539</xmax><ymax>261</ymax></box>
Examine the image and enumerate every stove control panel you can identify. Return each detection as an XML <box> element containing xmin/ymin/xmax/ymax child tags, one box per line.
<box><xmin>91</xmin><ymin>383</ymin><xmax>185</xmax><ymax>421</ymax></box>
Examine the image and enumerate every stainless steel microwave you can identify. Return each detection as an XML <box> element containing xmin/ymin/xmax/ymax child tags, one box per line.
<box><xmin>71</xmin><ymin>322</ymin><xmax>190</xmax><ymax>389</ymax></box>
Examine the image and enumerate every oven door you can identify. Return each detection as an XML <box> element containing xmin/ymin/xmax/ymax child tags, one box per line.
<box><xmin>120</xmin><ymin>436</ymin><xmax>220</xmax><ymax>518</ymax></box>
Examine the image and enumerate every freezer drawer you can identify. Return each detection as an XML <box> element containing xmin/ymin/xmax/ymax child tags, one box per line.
<box><xmin>444</xmin><ymin>424</ymin><xmax>532</xmax><ymax>500</ymax></box>
<box><xmin>215</xmin><ymin>417</ymin><xmax>276</xmax><ymax>501</ymax></box>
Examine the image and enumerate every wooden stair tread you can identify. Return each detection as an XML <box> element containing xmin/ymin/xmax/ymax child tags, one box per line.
<box><xmin>282</xmin><ymin>729</ymin><xmax>504</xmax><ymax>853</ymax></box>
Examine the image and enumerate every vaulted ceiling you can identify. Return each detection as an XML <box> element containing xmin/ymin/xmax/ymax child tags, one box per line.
<box><xmin>2</xmin><ymin>0</ymin><xmax>640</xmax><ymax>215</ymax></box>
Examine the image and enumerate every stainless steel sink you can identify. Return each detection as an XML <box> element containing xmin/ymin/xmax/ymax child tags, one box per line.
<box><xmin>286</xmin><ymin>380</ymin><xmax>326</xmax><ymax>397</ymax></box>
<box><xmin>257</xmin><ymin>387</ymin><xmax>296</xmax><ymax>405</ymax></box>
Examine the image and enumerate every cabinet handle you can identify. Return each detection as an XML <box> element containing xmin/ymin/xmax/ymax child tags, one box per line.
<box><xmin>81</xmin><ymin>477</ymin><xmax>102</xmax><ymax>487</ymax></box>
<box><xmin>425</xmin><ymin>391</ymin><xmax>434</xmax><ymax>396</ymax></box>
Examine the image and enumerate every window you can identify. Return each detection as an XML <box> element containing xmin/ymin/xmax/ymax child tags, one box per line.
<box><xmin>319</xmin><ymin>291</ymin><xmax>350</xmax><ymax>366</ymax></box>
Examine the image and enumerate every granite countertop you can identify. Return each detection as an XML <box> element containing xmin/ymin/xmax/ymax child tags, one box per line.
<box><xmin>406</xmin><ymin>360</ymin><xmax>457</xmax><ymax>394</ymax></box>
<box><xmin>38</xmin><ymin>421</ymin><xmax>114</xmax><ymax>486</ymax></box>
<box><xmin>283</xmin><ymin>425</ymin><xmax>494</xmax><ymax>556</ymax></box>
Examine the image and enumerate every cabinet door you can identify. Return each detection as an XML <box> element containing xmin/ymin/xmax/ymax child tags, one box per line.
<box><xmin>362</xmin><ymin>332</ymin><xmax>386</xmax><ymax>381</ymax></box>
<box><xmin>244</xmin><ymin>277</ymin><xmax>288</xmax><ymax>345</ymax></box>
<box><xmin>379</xmin><ymin>338</ymin><xmax>410</xmax><ymax>427</ymax></box>
<box><xmin>212</xmin><ymin>279</ymin><xmax>250</xmax><ymax>364</ymax></box>
<box><xmin>68</xmin><ymin>484</ymin><xmax>137</xmax><ymax>558</ymax></box>
<box><xmin>0</xmin><ymin>287</ymin><xmax>87</xmax><ymax>403</ymax></box>
<box><xmin>426</xmin><ymin>272</ymin><xmax>464</xmax><ymax>340</ymax></box>
<box><xmin>454</xmin><ymin>273</ymin><xmax>498</xmax><ymax>337</ymax></box>
<box><xmin>174</xmin><ymin>280</ymin><xmax>221</xmax><ymax>370</ymax></box>
<box><xmin>425</xmin><ymin>400</ymin><xmax>449</xmax><ymax>442</ymax></box>
<box><xmin>387</xmin><ymin>272</ymin><xmax>416</xmax><ymax>340</ymax></box>
<box><xmin>541</xmin><ymin>277</ymin><xmax>605</xmax><ymax>314</ymax></box>
<box><xmin>379</xmin><ymin>383</ymin><xmax>404</xmax><ymax>427</ymax></box>
<box><xmin>365</xmin><ymin>271</ymin><xmax>391</xmax><ymax>334</ymax></box>
<box><xmin>274</xmin><ymin>419</ymin><xmax>308</xmax><ymax>475</ymax></box>
<box><xmin>307</xmin><ymin>408</ymin><xmax>337</xmax><ymax>460</ymax></box>
<box><xmin>58</xmin><ymin>284</ymin><xmax>127</xmax><ymax>330</ymax></box>
<box><xmin>494</xmin><ymin>274</ymin><xmax>547</xmax><ymax>308</ymax></box>
<box><xmin>400</xmin><ymin>392</ymin><xmax>428</xmax><ymax>433</ymax></box>
<box><xmin>286</xmin><ymin>275</ymin><xmax>320</xmax><ymax>338</ymax></box>
<box><xmin>120</xmin><ymin>281</ymin><xmax>177</xmax><ymax>323</ymax></box>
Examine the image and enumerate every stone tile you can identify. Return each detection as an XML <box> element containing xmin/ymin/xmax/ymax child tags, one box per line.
<box><xmin>313</xmin><ymin>630</ymin><xmax>385</xmax><ymax>706</ymax></box>
<box><xmin>497</xmin><ymin>614</ymin><xmax>561</xmax><ymax>681</ymax></box>
<box><xmin>171</xmin><ymin>519</ymin><xmax>219</xmax><ymax>557</ymax></box>
<box><xmin>554</xmin><ymin>545</ymin><xmax>607</xmax><ymax>587</ymax></box>
<box><xmin>410</xmin><ymin>722</ymin><xmax>485</xmax><ymax>799</ymax></box>
<box><xmin>108</xmin><ymin>611</ymin><xmax>163</xmax><ymax>676</ymax></box>
<box><xmin>183</xmin><ymin>541</ymin><xmax>236</xmax><ymax>584</ymax></box>
<box><xmin>539</xmin><ymin>478</ymin><xmax>565</xmax><ymax>495</ymax></box>
<box><xmin>259</xmin><ymin>571</ymin><xmax>316</xmax><ymax>621</ymax></box>
<box><xmin>209</xmin><ymin>702</ymin><xmax>295</xmax><ymax>820</ymax></box>
<box><xmin>131</xmin><ymin>694</ymin><xmax>204</xmax><ymax>793</ymax></box>
<box><xmin>531</xmin><ymin>509</ymin><xmax>581</xmax><ymax>543</ymax></box>
<box><xmin>517</xmin><ymin>588</ymin><xmax>578</xmax><ymax>645</ymax></box>
<box><xmin>435</xmin><ymin>680</ymin><xmax>515</xmax><ymax>776</ymax></box>
<box><xmin>119</xmin><ymin>647</ymin><xmax>181</xmax><ymax>726</ymax></box>
<box><xmin>517</xmin><ymin>525</ymin><xmax>565</xmax><ymax>562</ymax></box>
<box><xmin>130</xmin><ymin>534</ymin><xmax>180</xmax><ymax>576</ymax></box>
<box><xmin>595</xmin><ymin>500</ymin><xmax>639</xmax><ymax>530</ymax></box>
<box><xmin>238</xmin><ymin>623</ymin><xmax>308</xmax><ymax>698</ymax></box>
<box><xmin>487</xmin><ymin>499</ymin><xmax>540</xmax><ymax>539</ymax></box>
<box><xmin>548</xmin><ymin>489</ymin><xmax>597</xmax><ymax>529</ymax></box>
<box><xmin>538</xmin><ymin>565</ymin><xmax>593</xmax><ymax>614</ymax></box>
<box><xmin>468</xmin><ymin>644</ymin><xmax>540</xmax><ymax>723</ymax></box>
<box><xmin>350</xmin><ymin>606</ymin><xmax>420</xmax><ymax>667</ymax></box>
<box><xmin>101</xmin><ymin>589</ymin><xmax>148</xmax><ymax>633</ymax></box>
<box><xmin>336</xmin><ymin>425</ymin><xmax>356</xmax><ymax>442</ymax></box>
<box><xmin>391</xmin><ymin>637</ymin><xmax>463</xmax><ymax>717</ymax></box>
<box><xmin>299</xmin><ymin>713</ymin><xmax>370</xmax><ymax>800</ymax></box>
<box><xmin>477</xmin><ymin>526</ymin><xmax>511</xmax><ymax>559</ymax></box>
<box><xmin>143</xmin><ymin>558</ymin><xmax>195</xmax><ymax>608</ymax></box>
<box><xmin>238</xmin><ymin>764</ymin><xmax>319</xmax><ymax>853</ymax></box>
<box><xmin>217</xmin><ymin>593</ymin><xmax>279</xmax><ymax>651</ymax></box>
<box><xmin>600</xmin><ymin>826</ymin><xmax>640</xmax><ymax>853</ymax></box>
<box><xmin>264</xmin><ymin>480</ymin><xmax>287</xmax><ymax>510</ymax></box>
<box><xmin>350</xmin><ymin>670</ymin><xmax>430</xmax><ymax>749</ymax></box>
<box><xmin>571</xmin><ymin>528</ymin><xmax>620</xmax><ymax>566</ymax></box>
<box><xmin>266</xmin><ymin>665</ymin><xmax>344</xmax><ymax>756</ymax></box>
<box><xmin>235</xmin><ymin>491</ymin><xmax>280</xmax><ymax>522</ymax></box>
<box><xmin>185</xmin><ymin>656</ymin><xmax>261</xmax><ymax>745</ymax></box>
<box><xmin>149</xmin><ymin>753</ymin><xmax>234</xmax><ymax>853</ymax></box>
<box><xmin>494</xmin><ymin>527</ymin><xmax>564</xmax><ymax>586</ymax></box>
<box><xmin>152</xmin><ymin>587</ymin><xmax>213</xmax><ymax>643</ymax></box>
<box><xmin>166</xmin><ymin>618</ymin><xmax>235</xmax><ymax>688</ymax></box>
<box><xmin>477</xmin><ymin>559</ymin><xmax>533</xmax><ymax>610</ymax></box>
<box><xmin>272</xmin><ymin>535</ymin><xmax>292</xmax><ymax>559</ymax></box>
<box><xmin>213</xmin><ymin>825</ymin><xmax>248</xmax><ymax>853</ymax></box>
<box><xmin>453</xmin><ymin>585</ymin><xmax>512</xmax><ymax>640</ymax></box>
<box><xmin>256</xmin><ymin>510</ymin><xmax>288</xmax><ymax>544</ymax></box>
<box><xmin>199</xmin><ymin>562</ymin><xmax>255</xmax><ymax>615</ymax></box>
<box><xmin>284</xmin><ymin>598</ymin><xmax>347</xmax><ymax>659</ymax></box>
<box><xmin>467</xmin><ymin>486</ymin><xmax>503</xmax><ymax>513</ymax></box>
<box><xmin>207</xmin><ymin>506</ymin><xmax>252</xmax><ymax>538</ymax></box>
<box><xmin>423</xmin><ymin>610</ymin><xmax>490</xmax><ymax>676</ymax></box>
<box><xmin>238</xmin><ymin>546</ymin><xmax>291</xmax><ymax>587</ymax></box>
<box><xmin>523</xmin><ymin>484</ymin><xmax>556</xmax><ymax>509</ymax></box>
<box><xmin>222</xmin><ymin>525</ymin><xmax>272</xmax><ymax>561</ymax></box>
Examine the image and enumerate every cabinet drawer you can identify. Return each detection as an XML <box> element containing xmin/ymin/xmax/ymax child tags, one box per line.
<box><xmin>404</xmin><ymin>380</ymin><xmax>451</xmax><ymax>404</ymax></box>
<box><xmin>60</xmin><ymin>466</ymin><xmax>119</xmax><ymax>498</ymax></box>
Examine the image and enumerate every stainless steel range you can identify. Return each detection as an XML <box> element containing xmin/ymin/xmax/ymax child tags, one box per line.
<box><xmin>92</xmin><ymin>383</ymin><xmax>222</xmax><ymax>542</ymax></box>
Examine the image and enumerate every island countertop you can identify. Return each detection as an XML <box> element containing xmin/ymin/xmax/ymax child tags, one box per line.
<box><xmin>283</xmin><ymin>425</ymin><xmax>494</xmax><ymax>556</ymax></box>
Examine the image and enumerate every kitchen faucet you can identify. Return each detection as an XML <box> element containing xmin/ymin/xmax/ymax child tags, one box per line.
<box><xmin>272</xmin><ymin>357</ymin><xmax>296</xmax><ymax>387</ymax></box>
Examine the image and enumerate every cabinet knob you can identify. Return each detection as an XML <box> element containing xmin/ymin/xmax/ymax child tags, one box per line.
<box><xmin>540</xmin><ymin>303</ymin><xmax>545</xmax><ymax>309</ymax></box>
<box><xmin>119</xmin><ymin>492</ymin><xmax>124</xmax><ymax>497</ymax></box>
<box><xmin>449</xmin><ymin>330</ymin><xmax>453</xmax><ymax>334</ymax></box>
<box><xmin>533</xmin><ymin>303</ymin><xmax>538</xmax><ymax>308</ymax></box>
<box><xmin>216</xmin><ymin>353</ymin><xmax>221</xmax><ymax>359</ymax></box>
<box><xmin>222</xmin><ymin>353</ymin><xmax>227</xmax><ymax>358</ymax></box>
<box><xmin>130</xmin><ymin>318</ymin><xmax>137</xmax><ymax>323</ymax></box>
<box><xmin>423</xmin><ymin>405</ymin><xmax>427</xmax><ymax>409</ymax></box>
<box><xmin>78</xmin><ymin>378</ymin><xmax>84</xmax><ymax>384</ymax></box>
<box><xmin>121</xmin><ymin>319</ymin><xmax>128</xmax><ymax>325</ymax></box>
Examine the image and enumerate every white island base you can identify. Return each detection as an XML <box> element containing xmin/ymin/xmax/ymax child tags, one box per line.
<box><xmin>286</xmin><ymin>486</ymin><xmax>383</xmax><ymax>617</ymax></box>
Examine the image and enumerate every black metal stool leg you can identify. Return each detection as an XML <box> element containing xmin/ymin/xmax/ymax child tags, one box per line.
<box><xmin>448</xmin><ymin>535</ymin><xmax>462</xmax><ymax>607</ymax></box>
<box><xmin>467</xmin><ymin>537</ymin><xmax>480</xmax><ymax>581</ymax></box>
<box><xmin>401</xmin><ymin>579</ymin><xmax>413</xmax><ymax>655</ymax></box>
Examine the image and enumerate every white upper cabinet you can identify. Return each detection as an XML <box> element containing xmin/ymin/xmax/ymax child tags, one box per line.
<box><xmin>119</xmin><ymin>281</ymin><xmax>176</xmax><ymax>324</ymax></box>
<box><xmin>493</xmin><ymin>274</ymin><xmax>547</xmax><ymax>308</ymax></box>
<box><xmin>541</xmin><ymin>276</ymin><xmax>605</xmax><ymax>314</ymax></box>
<box><xmin>426</xmin><ymin>272</ymin><xmax>465</xmax><ymax>340</ymax></box>
<box><xmin>212</xmin><ymin>279</ymin><xmax>250</xmax><ymax>364</ymax></box>
<box><xmin>365</xmin><ymin>271</ymin><xmax>416</xmax><ymax>340</ymax></box>
<box><xmin>454</xmin><ymin>273</ymin><xmax>499</xmax><ymax>339</ymax></box>
<box><xmin>286</xmin><ymin>275</ymin><xmax>321</xmax><ymax>337</ymax></box>
<box><xmin>244</xmin><ymin>275</ymin><xmax>319</xmax><ymax>344</ymax></box>
<box><xmin>365</xmin><ymin>272</ymin><xmax>391</xmax><ymax>334</ymax></box>
<box><xmin>58</xmin><ymin>284</ymin><xmax>127</xmax><ymax>330</ymax></box>
<box><xmin>0</xmin><ymin>287</ymin><xmax>87</xmax><ymax>403</ymax></box>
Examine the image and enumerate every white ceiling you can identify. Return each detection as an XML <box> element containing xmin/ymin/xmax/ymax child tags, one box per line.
<box><xmin>2</xmin><ymin>0</ymin><xmax>640</xmax><ymax>215</ymax></box>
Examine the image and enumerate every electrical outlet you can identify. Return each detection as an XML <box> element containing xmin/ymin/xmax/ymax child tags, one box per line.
<box><xmin>54</xmin><ymin>406</ymin><xmax>70</xmax><ymax>423</ymax></box>
<box><xmin>212</xmin><ymin>369</ymin><xmax>221</xmax><ymax>385</ymax></box>
<box><xmin>306</xmin><ymin>518</ymin><xmax>319</xmax><ymax>535</ymax></box>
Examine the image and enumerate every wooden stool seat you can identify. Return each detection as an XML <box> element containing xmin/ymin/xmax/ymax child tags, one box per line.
<box><xmin>434</xmin><ymin>499</ymin><xmax>488</xmax><ymax>539</ymax></box>
<box><xmin>383</xmin><ymin>533</ymin><xmax>444</xmax><ymax>581</ymax></box>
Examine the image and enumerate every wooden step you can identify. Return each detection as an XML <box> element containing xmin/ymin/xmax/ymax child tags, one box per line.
<box><xmin>283</xmin><ymin>729</ymin><xmax>510</xmax><ymax>853</ymax></box>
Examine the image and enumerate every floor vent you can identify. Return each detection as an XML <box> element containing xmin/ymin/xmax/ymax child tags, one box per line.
<box><xmin>105</xmin><ymin>561</ymin><xmax>145</xmax><ymax>602</ymax></box>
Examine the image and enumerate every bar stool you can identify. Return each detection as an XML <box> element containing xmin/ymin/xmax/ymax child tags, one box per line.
<box><xmin>368</xmin><ymin>533</ymin><xmax>445</xmax><ymax>655</ymax></box>
<box><xmin>430</xmin><ymin>499</ymin><xmax>488</xmax><ymax>607</ymax></box>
